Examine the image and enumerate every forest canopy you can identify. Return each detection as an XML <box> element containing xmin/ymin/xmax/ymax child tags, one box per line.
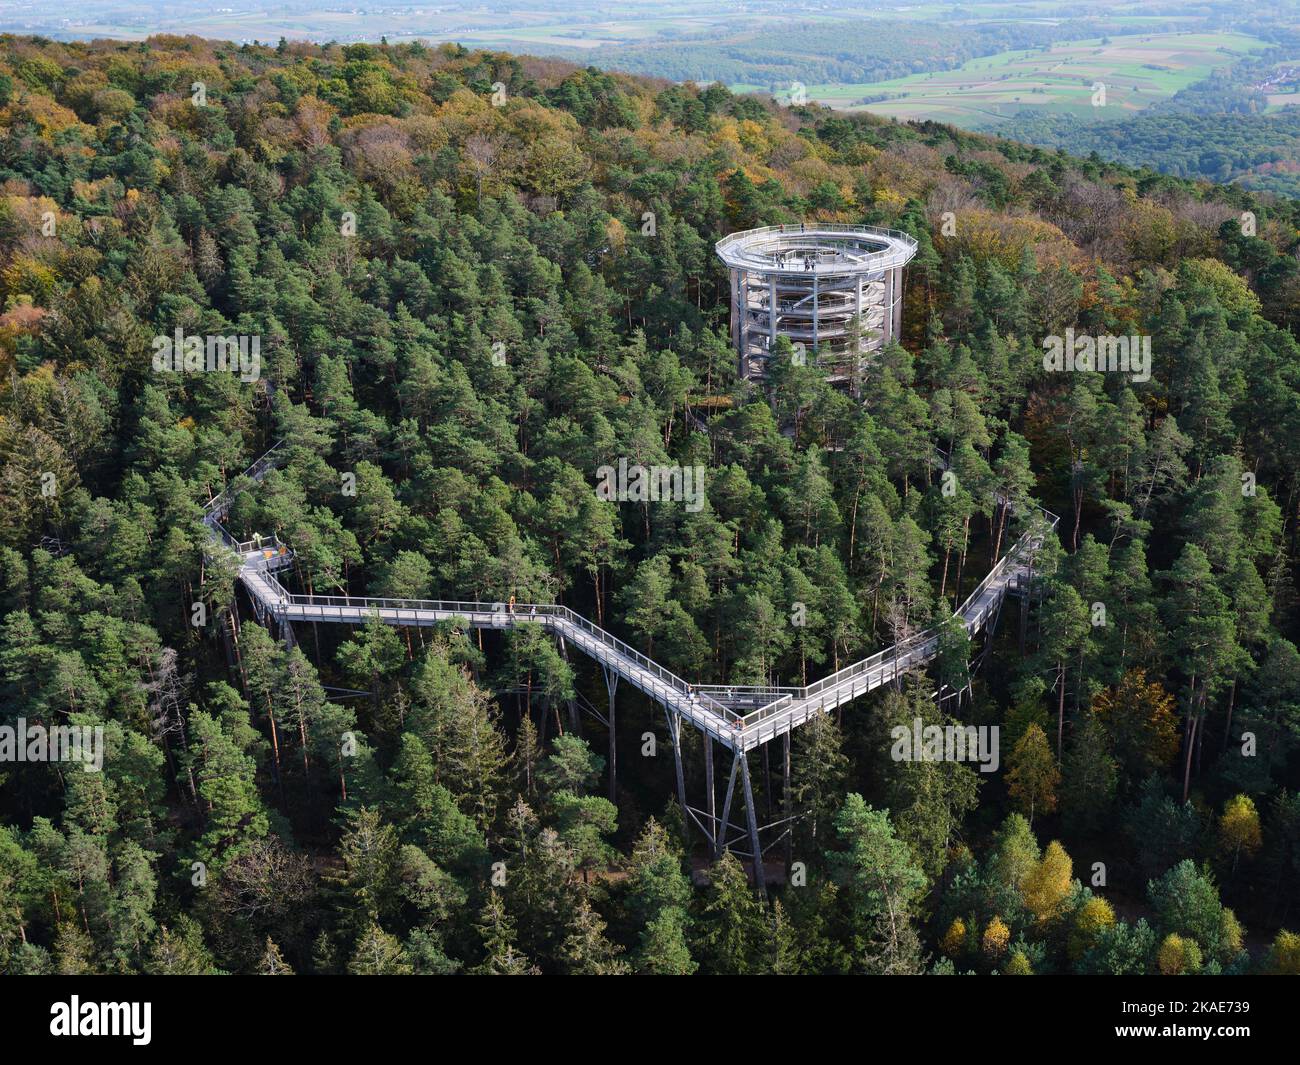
<box><xmin>0</xmin><ymin>33</ymin><xmax>1297</xmax><ymax>977</ymax></box>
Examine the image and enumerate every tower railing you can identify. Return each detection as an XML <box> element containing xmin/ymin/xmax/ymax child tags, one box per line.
<box><xmin>716</xmin><ymin>223</ymin><xmax>918</xmax><ymax>275</ymax></box>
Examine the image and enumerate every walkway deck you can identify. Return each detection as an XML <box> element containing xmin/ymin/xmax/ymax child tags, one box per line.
<box><xmin>205</xmin><ymin>444</ymin><xmax>1056</xmax><ymax>753</ymax></box>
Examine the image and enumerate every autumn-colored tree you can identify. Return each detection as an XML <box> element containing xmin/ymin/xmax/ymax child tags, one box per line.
<box><xmin>1022</xmin><ymin>841</ymin><xmax>1073</xmax><ymax>925</ymax></box>
<box><xmin>940</xmin><ymin>917</ymin><xmax>967</xmax><ymax>958</ymax></box>
<box><xmin>1156</xmin><ymin>933</ymin><xmax>1202</xmax><ymax>976</ymax></box>
<box><xmin>981</xmin><ymin>915</ymin><xmax>1010</xmax><ymax>960</ymax></box>
<box><xmin>1091</xmin><ymin>669</ymin><xmax>1180</xmax><ymax>782</ymax></box>
<box><xmin>1218</xmin><ymin>794</ymin><xmax>1262</xmax><ymax>874</ymax></box>
<box><xmin>1069</xmin><ymin>897</ymin><xmax>1116</xmax><ymax>961</ymax></box>
<box><xmin>1265</xmin><ymin>930</ymin><xmax>1300</xmax><ymax>975</ymax></box>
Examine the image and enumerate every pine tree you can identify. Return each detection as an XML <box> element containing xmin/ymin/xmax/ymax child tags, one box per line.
<box><xmin>257</xmin><ymin>936</ymin><xmax>294</xmax><ymax>974</ymax></box>
<box><xmin>539</xmin><ymin>734</ymin><xmax>604</xmax><ymax>798</ymax></box>
<box><xmin>692</xmin><ymin>852</ymin><xmax>766</xmax><ymax>975</ymax></box>
<box><xmin>827</xmin><ymin>794</ymin><xmax>927</xmax><ymax>974</ymax></box>
<box><xmin>514</xmin><ymin>715</ymin><xmax>542</xmax><ymax>799</ymax></box>
<box><xmin>52</xmin><ymin>923</ymin><xmax>95</xmax><ymax>975</ymax></box>
<box><xmin>408</xmin><ymin>642</ymin><xmax>511</xmax><ymax>832</ymax></box>
<box><xmin>338</xmin><ymin>806</ymin><xmax>401</xmax><ymax>924</ymax></box>
<box><xmin>348</xmin><ymin>922</ymin><xmax>412</xmax><ymax>975</ymax></box>
<box><xmin>1060</xmin><ymin>712</ymin><xmax>1118</xmax><ymax>834</ymax></box>
<box><xmin>790</xmin><ymin>710</ymin><xmax>849</xmax><ymax>851</ymax></box>
<box><xmin>471</xmin><ymin>892</ymin><xmax>540</xmax><ymax>975</ymax></box>
<box><xmin>635</xmin><ymin>907</ymin><xmax>697</xmax><ymax>976</ymax></box>
<box><xmin>767</xmin><ymin>899</ymin><xmax>802</xmax><ymax>975</ymax></box>
<box><xmin>559</xmin><ymin>895</ymin><xmax>629</xmax><ymax>975</ymax></box>
<box><xmin>1038</xmin><ymin>582</ymin><xmax>1090</xmax><ymax>757</ymax></box>
<box><xmin>1006</xmin><ymin>723</ymin><xmax>1059</xmax><ymax>824</ymax></box>
<box><xmin>625</xmin><ymin>818</ymin><xmax>691</xmax><ymax>925</ymax></box>
<box><xmin>147</xmin><ymin>917</ymin><xmax>219</xmax><ymax>975</ymax></box>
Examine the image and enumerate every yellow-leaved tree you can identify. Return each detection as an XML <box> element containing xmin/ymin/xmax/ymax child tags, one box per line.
<box><xmin>1267</xmin><ymin>930</ymin><xmax>1300</xmax><ymax>975</ymax></box>
<box><xmin>1022</xmin><ymin>840</ymin><xmax>1073</xmax><ymax>925</ymax></box>
<box><xmin>1157</xmin><ymin>933</ymin><xmax>1202</xmax><ymax>976</ymax></box>
<box><xmin>1218</xmin><ymin>794</ymin><xmax>1262</xmax><ymax>874</ymax></box>
<box><xmin>982</xmin><ymin>916</ymin><xmax>1010</xmax><ymax>960</ymax></box>
<box><xmin>1091</xmin><ymin>669</ymin><xmax>1180</xmax><ymax>780</ymax></box>
<box><xmin>941</xmin><ymin>917</ymin><xmax>967</xmax><ymax>958</ymax></box>
<box><xmin>1069</xmin><ymin>896</ymin><xmax>1116</xmax><ymax>961</ymax></box>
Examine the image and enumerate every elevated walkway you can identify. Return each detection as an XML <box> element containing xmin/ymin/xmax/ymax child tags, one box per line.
<box><xmin>204</xmin><ymin>443</ymin><xmax>1056</xmax><ymax>754</ymax></box>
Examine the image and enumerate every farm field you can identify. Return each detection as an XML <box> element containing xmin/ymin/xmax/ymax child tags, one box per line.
<box><xmin>0</xmin><ymin>2</ymin><xmax>960</xmax><ymax>48</ymax></box>
<box><xmin>765</xmin><ymin>30</ymin><xmax>1269</xmax><ymax>128</ymax></box>
<box><xmin>0</xmin><ymin>0</ymin><xmax>1204</xmax><ymax>50</ymax></box>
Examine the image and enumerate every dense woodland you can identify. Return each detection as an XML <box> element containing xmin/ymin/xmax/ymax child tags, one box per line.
<box><xmin>990</xmin><ymin>108</ymin><xmax>1300</xmax><ymax>199</ymax></box>
<box><xmin>0</xmin><ymin>34</ymin><xmax>1298</xmax><ymax>976</ymax></box>
<box><xmin>987</xmin><ymin>40</ymin><xmax>1300</xmax><ymax>199</ymax></box>
<box><xmin>541</xmin><ymin>18</ymin><xmax>1131</xmax><ymax>88</ymax></box>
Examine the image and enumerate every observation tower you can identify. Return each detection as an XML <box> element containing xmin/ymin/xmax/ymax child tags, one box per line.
<box><xmin>716</xmin><ymin>223</ymin><xmax>917</xmax><ymax>386</ymax></box>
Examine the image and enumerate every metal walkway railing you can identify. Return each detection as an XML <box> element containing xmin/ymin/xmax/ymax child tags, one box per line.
<box><xmin>204</xmin><ymin>443</ymin><xmax>1056</xmax><ymax>752</ymax></box>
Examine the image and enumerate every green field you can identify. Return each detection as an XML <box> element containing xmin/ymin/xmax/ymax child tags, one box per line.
<box><xmin>760</xmin><ymin>31</ymin><xmax>1269</xmax><ymax>128</ymax></box>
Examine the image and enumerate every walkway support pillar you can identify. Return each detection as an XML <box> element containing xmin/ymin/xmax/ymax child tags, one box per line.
<box><xmin>663</xmin><ymin>707</ymin><xmax>689</xmax><ymax>850</ymax></box>
<box><xmin>738</xmin><ymin>750</ymin><xmax>767</xmax><ymax>897</ymax></box>
<box><xmin>703</xmin><ymin>734</ymin><xmax>716</xmax><ymax>854</ymax></box>
<box><xmin>783</xmin><ymin>732</ymin><xmax>793</xmax><ymax>874</ymax></box>
<box><xmin>717</xmin><ymin>753</ymin><xmax>739</xmax><ymax>861</ymax></box>
<box><xmin>601</xmin><ymin>666</ymin><xmax>619</xmax><ymax>802</ymax></box>
<box><xmin>557</xmin><ymin>636</ymin><xmax>581</xmax><ymax>734</ymax></box>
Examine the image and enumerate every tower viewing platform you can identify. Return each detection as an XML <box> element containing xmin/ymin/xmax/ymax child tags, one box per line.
<box><xmin>716</xmin><ymin>223</ymin><xmax>916</xmax><ymax>385</ymax></box>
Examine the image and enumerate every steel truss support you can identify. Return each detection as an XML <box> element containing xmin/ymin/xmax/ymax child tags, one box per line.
<box><xmin>601</xmin><ymin>665</ymin><xmax>619</xmax><ymax>802</ymax></box>
<box><xmin>717</xmin><ymin>752</ymin><xmax>739</xmax><ymax>860</ymax></box>
<box><xmin>783</xmin><ymin>732</ymin><xmax>793</xmax><ymax>873</ymax></box>
<box><xmin>556</xmin><ymin>636</ymin><xmax>582</xmax><ymax>737</ymax></box>
<box><xmin>1018</xmin><ymin>554</ymin><xmax>1038</xmax><ymax>656</ymax></box>
<box><xmin>703</xmin><ymin>734</ymin><xmax>716</xmax><ymax>855</ymax></box>
<box><xmin>663</xmin><ymin>705</ymin><xmax>690</xmax><ymax>850</ymax></box>
<box><xmin>738</xmin><ymin>751</ymin><xmax>767</xmax><ymax>897</ymax></box>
